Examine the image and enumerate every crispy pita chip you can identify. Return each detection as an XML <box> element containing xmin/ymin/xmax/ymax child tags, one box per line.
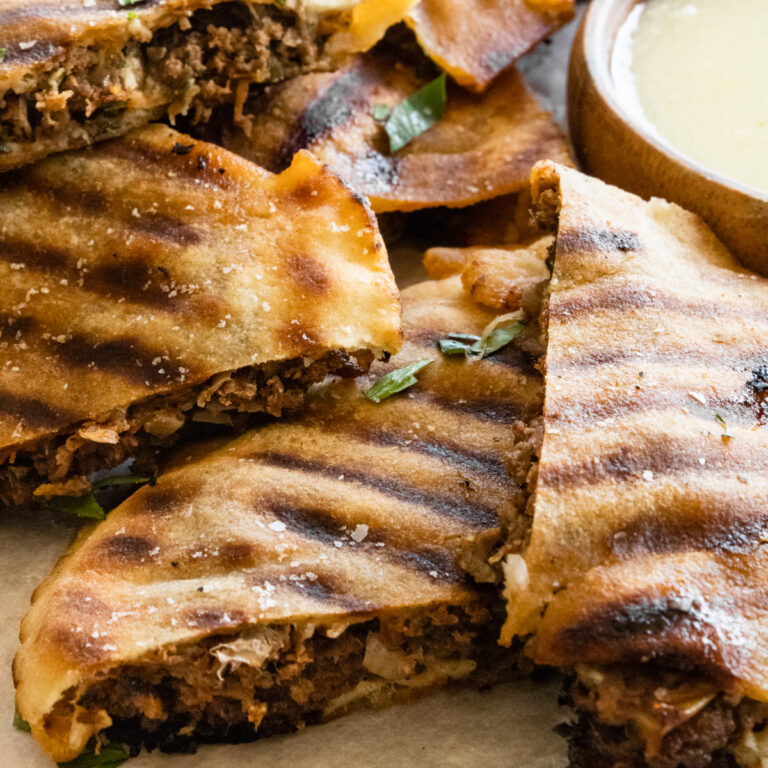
<box><xmin>423</xmin><ymin>237</ymin><xmax>552</xmax><ymax>313</ymax></box>
<box><xmin>0</xmin><ymin>0</ymin><xmax>410</xmax><ymax>171</ymax></box>
<box><xmin>0</xmin><ymin>124</ymin><xmax>400</xmax><ymax>508</ymax></box>
<box><xmin>502</xmin><ymin>162</ymin><xmax>768</xmax><ymax>766</ymax></box>
<box><xmin>221</xmin><ymin>48</ymin><xmax>571</xmax><ymax>212</ymax></box>
<box><xmin>14</xmin><ymin>276</ymin><xmax>543</xmax><ymax>763</ymax></box>
<box><xmin>405</xmin><ymin>0</ymin><xmax>575</xmax><ymax>92</ymax></box>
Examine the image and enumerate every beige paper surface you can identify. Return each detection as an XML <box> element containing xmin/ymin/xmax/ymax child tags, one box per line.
<box><xmin>0</xmin><ymin>10</ymin><xmax>580</xmax><ymax>766</ymax></box>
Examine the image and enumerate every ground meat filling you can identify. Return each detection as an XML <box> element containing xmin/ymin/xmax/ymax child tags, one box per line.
<box><xmin>0</xmin><ymin>1</ymin><xmax>329</xmax><ymax>149</ymax></box>
<box><xmin>564</xmin><ymin>667</ymin><xmax>768</xmax><ymax>768</ymax></box>
<box><xmin>52</xmin><ymin>600</ymin><xmax>515</xmax><ymax>754</ymax></box>
<box><xmin>0</xmin><ymin>348</ymin><xmax>372</xmax><ymax>507</ymax></box>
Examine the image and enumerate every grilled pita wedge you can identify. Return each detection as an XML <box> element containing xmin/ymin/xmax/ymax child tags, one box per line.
<box><xmin>0</xmin><ymin>0</ymin><xmax>413</xmax><ymax>171</ymax></box>
<box><xmin>14</xmin><ymin>275</ymin><xmax>543</xmax><ymax>763</ymax></box>
<box><xmin>0</xmin><ymin>123</ymin><xmax>400</xmax><ymax>508</ymax></box>
<box><xmin>502</xmin><ymin>162</ymin><xmax>768</xmax><ymax>767</ymax></box>
<box><xmin>406</xmin><ymin>0</ymin><xmax>575</xmax><ymax>92</ymax></box>
<box><xmin>221</xmin><ymin>45</ymin><xmax>570</xmax><ymax>212</ymax></box>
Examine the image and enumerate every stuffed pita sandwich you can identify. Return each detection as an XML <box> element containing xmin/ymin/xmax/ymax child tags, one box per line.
<box><xmin>0</xmin><ymin>123</ymin><xmax>400</xmax><ymax>508</ymax></box>
<box><xmin>502</xmin><ymin>162</ymin><xmax>768</xmax><ymax>768</ymax></box>
<box><xmin>0</xmin><ymin>0</ymin><xmax>413</xmax><ymax>171</ymax></box>
<box><xmin>14</xmin><ymin>274</ymin><xmax>542</xmax><ymax>763</ymax></box>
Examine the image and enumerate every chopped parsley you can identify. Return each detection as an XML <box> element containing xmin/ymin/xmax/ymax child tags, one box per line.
<box><xmin>46</xmin><ymin>474</ymin><xmax>153</xmax><ymax>521</ymax></box>
<box><xmin>365</xmin><ymin>359</ymin><xmax>433</xmax><ymax>403</ymax></box>
<box><xmin>13</xmin><ymin>712</ymin><xmax>30</xmax><ymax>732</ymax></box>
<box><xmin>715</xmin><ymin>413</ymin><xmax>734</xmax><ymax>440</ymax></box>
<box><xmin>438</xmin><ymin>316</ymin><xmax>523</xmax><ymax>360</ymax></box>
<box><xmin>57</xmin><ymin>743</ymin><xmax>130</xmax><ymax>768</ymax></box>
<box><xmin>384</xmin><ymin>74</ymin><xmax>447</xmax><ymax>153</ymax></box>
<box><xmin>127</xmin><ymin>10</ymin><xmax>137</xmax><ymax>20</ymax></box>
<box><xmin>273</xmin><ymin>0</ymin><xmax>287</xmax><ymax>6</ymax></box>
<box><xmin>372</xmin><ymin>103</ymin><xmax>390</xmax><ymax>121</ymax></box>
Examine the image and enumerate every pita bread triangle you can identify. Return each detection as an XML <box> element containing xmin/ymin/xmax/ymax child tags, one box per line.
<box><xmin>502</xmin><ymin>162</ymin><xmax>768</xmax><ymax>767</ymax></box>
<box><xmin>14</xmin><ymin>275</ymin><xmax>542</xmax><ymax>763</ymax></box>
<box><xmin>0</xmin><ymin>123</ymin><xmax>400</xmax><ymax>508</ymax></box>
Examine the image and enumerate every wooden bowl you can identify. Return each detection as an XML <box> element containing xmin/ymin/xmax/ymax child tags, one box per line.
<box><xmin>568</xmin><ymin>0</ymin><xmax>768</xmax><ymax>275</ymax></box>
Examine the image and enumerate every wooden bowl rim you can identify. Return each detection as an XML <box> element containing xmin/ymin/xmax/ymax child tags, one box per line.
<box><xmin>580</xmin><ymin>0</ymin><xmax>768</xmax><ymax>203</ymax></box>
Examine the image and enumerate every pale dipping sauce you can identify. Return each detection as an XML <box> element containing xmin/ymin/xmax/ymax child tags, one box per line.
<box><xmin>614</xmin><ymin>0</ymin><xmax>768</xmax><ymax>192</ymax></box>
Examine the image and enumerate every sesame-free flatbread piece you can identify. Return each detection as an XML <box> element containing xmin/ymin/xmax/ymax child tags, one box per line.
<box><xmin>14</xmin><ymin>276</ymin><xmax>542</xmax><ymax>763</ymax></box>
<box><xmin>0</xmin><ymin>124</ymin><xmax>400</xmax><ymax>507</ymax></box>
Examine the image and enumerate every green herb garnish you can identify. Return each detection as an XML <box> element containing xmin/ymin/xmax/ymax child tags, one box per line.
<box><xmin>372</xmin><ymin>103</ymin><xmax>390</xmax><ymax>121</ymax></box>
<box><xmin>47</xmin><ymin>493</ymin><xmax>105</xmax><ymax>520</ymax></box>
<box><xmin>13</xmin><ymin>712</ymin><xmax>30</xmax><ymax>732</ymax></box>
<box><xmin>365</xmin><ymin>359</ymin><xmax>433</xmax><ymax>403</ymax></box>
<box><xmin>127</xmin><ymin>10</ymin><xmax>137</xmax><ymax>19</ymax></box>
<box><xmin>46</xmin><ymin>475</ymin><xmax>152</xmax><ymax>520</ymax></box>
<box><xmin>384</xmin><ymin>74</ymin><xmax>447</xmax><ymax>153</ymax></box>
<box><xmin>438</xmin><ymin>316</ymin><xmax>523</xmax><ymax>360</ymax></box>
<box><xmin>479</xmin><ymin>320</ymin><xmax>523</xmax><ymax>357</ymax></box>
<box><xmin>716</xmin><ymin>413</ymin><xmax>734</xmax><ymax>439</ymax></box>
<box><xmin>57</xmin><ymin>743</ymin><xmax>130</xmax><ymax>768</ymax></box>
<box><xmin>94</xmin><ymin>474</ymin><xmax>153</xmax><ymax>489</ymax></box>
<box><xmin>273</xmin><ymin>0</ymin><xmax>287</xmax><ymax>6</ymax></box>
<box><xmin>118</xmin><ymin>0</ymin><xmax>146</xmax><ymax>6</ymax></box>
<box><xmin>0</xmin><ymin>47</ymin><xmax>5</xmax><ymax>63</ymax></box>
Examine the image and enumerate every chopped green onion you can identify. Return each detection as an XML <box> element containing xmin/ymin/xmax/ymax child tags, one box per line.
<box><xmin>384</xmin><ymin>74</ymin><xmax>447</xmax><ymax>153</ymax></box>
<box><xmin>118</xmin><ymin>0</ymin><xmax>146</xmax><ymax>6</ymax></box>
<box><xmin>13</xmin><ymin>712</ymin><xmax>30</xmax><ymax>732</ymax></box>
<box><xmin>57</xmin><ymin>743</ymin><xmax>130</xmax><ymax>768</ymax></box>
<box><xmin>365</xmin><ymin>359</ymin><xmax>433</xmax><ymax>403</ymax></box>
<box><xmin>127</xmin><ymin>10</ymin><xmax>137</xmax><ymax>20</ymax></box>
<box><xmin>0</xmin><ymin>47</ymin><xmax>5</xmax><ymax>62</ymax></box>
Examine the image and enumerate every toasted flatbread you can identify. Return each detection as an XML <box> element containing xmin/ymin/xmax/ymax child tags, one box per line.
<box><xmin>221</xmin><ymin>46</ymin><xmax>570</xmax><ymax>212</ymax></box>
<box><xmin>502</xmin><ymin>162</ymin><xmax>768</xmax><ymax>767</ymax></box>
<box><xmin>0</xmin><ymin>123</ymin><xmax>401</xmax><ymax>507</ymax></box>
<box><xmin>0</xmin><ymin>0</ymin><xmax>413</xmax><ymax>171</ymax></box>
<box><xmin>406</xmin><ymin>0</ymin><xmax>575</xmax><ymax>92</ymax></box>
<box><xmin>14</xmin><ymin>276</ymin><xmax>543</xmax><ymax>763</ymax></box>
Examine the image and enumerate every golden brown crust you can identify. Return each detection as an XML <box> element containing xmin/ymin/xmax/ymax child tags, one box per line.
<box><xmin>0</xmin><ymin>124</ymin><xmax>401</xmax><ymax>459</ymax></box>
<box><xmin>405</xmin><ymin>0</ymin><xmax>574</xmax><ymax>92</ymax></box>
<box><xmin>221</xmin><ymin>47</ymin><xmax>571</xmax><ymax>213</ymax></box>
<box><xmin>503</xmin><ymin>162</ymin><xmax>768</xmax><ymax>703</ymax></box>
<box><xmin>14</xmin><ymin>276</ymin><xmax>541</xmax><ymax>761</ymax></box>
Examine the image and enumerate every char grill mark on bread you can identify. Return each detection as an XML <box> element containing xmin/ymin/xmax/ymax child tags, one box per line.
<box><xmin>0</xmin><ymin>123</ymin><xmax>401</xmax><ymax>506</ymax></box>
<box><xmin>499</xmin><ymin>162</ymin><xmax>768</xmax><ymax>767</ymax></box>
<box><xmin>13</xmin><ymin>276</ymin><xmax>542</xmax><ymax>761</ymax></box>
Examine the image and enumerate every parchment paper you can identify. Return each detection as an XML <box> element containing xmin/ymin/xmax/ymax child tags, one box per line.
<box><xmin>0</xmin><ymin>11</ymin><xmax>581</xmax><ymax>766</ymax></box>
